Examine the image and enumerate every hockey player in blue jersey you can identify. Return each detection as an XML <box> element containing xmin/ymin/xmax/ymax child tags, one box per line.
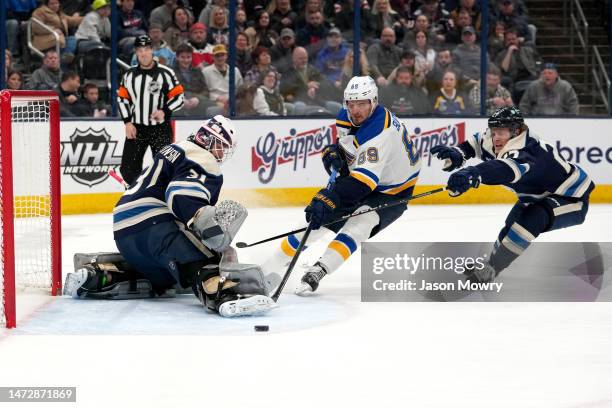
<box><xmin>430</xmin><ymin>106</ymin><xmax>595</xmax><ymax>283</ymax></box>
<box><xmin>261</xmin><ymin>76</ymin><xmax>422</xmax><ymax>295</ymax></box>
<box><xmin>64</xmin><ymin>116</ymin><xmax>277</xmax><ymax>317</ymax></box>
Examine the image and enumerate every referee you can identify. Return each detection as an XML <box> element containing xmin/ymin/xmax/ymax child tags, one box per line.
<box><xmin>117</xmin><ymin>35</ymin><xmax>184</xmax><ymax>185</ymax></box>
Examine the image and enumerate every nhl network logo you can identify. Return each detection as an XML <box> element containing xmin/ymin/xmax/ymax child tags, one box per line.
<box><xmin>61</xmin><ymin>128</ymin><xmax>122</xmax><ymax>187</ymax></box>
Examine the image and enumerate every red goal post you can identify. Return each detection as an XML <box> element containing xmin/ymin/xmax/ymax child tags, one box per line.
<box><xmin>0</xmin><ymin>90</ymin><xmax>62</xmax><ymax>329</ymax></box>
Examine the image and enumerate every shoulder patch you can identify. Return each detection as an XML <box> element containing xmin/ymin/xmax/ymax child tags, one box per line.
<box><xmin>176</xmin><ymin>141</ymin><xmax>221</xmax><ymax>176</ymax></box>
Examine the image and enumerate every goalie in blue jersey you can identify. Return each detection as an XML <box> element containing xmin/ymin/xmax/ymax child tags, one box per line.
<box><xmin>430</xmin><ymin>106</ymin><xmax>595</xmax><ymax>283</ymax></box>
<box><xmin>64</xmin><ymin>116</ymin><xmax>277</xmax><ymax>317</ymax></box>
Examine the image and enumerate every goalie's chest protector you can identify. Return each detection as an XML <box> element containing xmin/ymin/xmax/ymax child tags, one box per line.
<box><xmin>112</xmin><ymin>141</ymin><xmax>224</xmax><ymax>238</ymax></box>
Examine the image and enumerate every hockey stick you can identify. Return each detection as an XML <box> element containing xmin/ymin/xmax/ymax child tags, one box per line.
<box><xmin>237</xmin><ymin>186</ymin><xmax>446</xmax><ymax>249</ymax></box>
<box><xmin>108</xmin><ymin>168</ymin><xmax>129</xmax><ymax>189</ymax></box>
<box><xmin>271</xmin><ymin>170</ymin><xmax>338</xmax><ymax>302</ymax></box>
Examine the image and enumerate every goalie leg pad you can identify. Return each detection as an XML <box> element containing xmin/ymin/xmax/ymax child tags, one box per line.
<box><xmin>191</xmin><ymin>200</ymin><xmax>248</xmax><ymax>251</ymax></box>
<box><xmin>193</xmin><ymin>263</ymin><xmax>271</xmax><ymax>313</ymax></box>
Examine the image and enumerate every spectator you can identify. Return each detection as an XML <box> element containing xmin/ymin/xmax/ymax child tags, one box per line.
<box><xmin>270</xmin><ymin>27</ymin><xmax>296</xmax><ymax>74</ymax></box>
<box><xmin>296</xmin><ymin>10</ymin><xmax>328</xmax><ymax>59</ymax></box>
<box><xmin>254</xmin><ymin>69</ymin><xmax>287</xmax><ymax>116</ymax></box>
<box><xmin>31</xmin><ymin>0</ymin><xmax>82</xmax><ymax>57</ymax></box>
<box><xmin>413</xmin><ymin>0</ymin><xmax>452</xmax><ymax>39</ymax></box>
<box><xmin>202</xmin><ymin>44</ymin><xmax>244</xmax><ymax>115</ymax></box>
<box><xmin>494</xmin><ymin>28</ymin><xmax>539</xmax><ymax>86</ymax></box>
<box><xmin>426</xmin><ymin>48</ymin><xmax>462</xmax><ymax>93</ymax></box>
<box><xmin>73</xmin><ymin>83</ymin><xmax>110</xmax><ymax>117</ymax></box>
<box><xmin>295</xmin><ymin>0</ymin><xmax>326</xmax><ymax>29</ymax></box>
<box><xmin>430</xmin><ymin>70</ymin><xmax>469</xmax><ymax>115</ymax></box>
<box><xmin>55</xmin><ymin>71</ymin><xmax>80</xmax><ymax>117</ymax></box>
<box><xmin>235</xmin><ymin>31</ymin><xmax>253</xmax><ymax>75</ymax></box>
<box><xmin>207</xmin><ymin>5</ymin><xmax>230</xmax><ymax>46</ymax></box>
<box><xmin>235</xmin><ymin>8</ymin><xmax>248</xmax><ymax>33</ymax></box>
<box><xmin>6</xmin><ymin>0</ymin><xmax>38</xmax><ymax>59</ymax></box>
<box><xmin>74</xmin><ymin>0</ymin><xmax>111</xmax><ymax>53</ymax></box>
<box><xmin>333</xmin><ymin>1</ymin><xmax>372</xmax><ymax>41</ymax></box>
<box><xmin>450</xmin><ymin>0</ymin><xmax>481</xmax><ymax>30</ymax></box>
<box><xmin>387</xmin><ymin>50</ymin><xmax>420</xmax><ymax>86</ymax></box>
<box><xmin>149</xmin><ymin>0</ymin><xmax>177</xmax><ymax>31</ymax></box>
<box><xmin>468</xmin><ymin>64</ymin><xmax>513</xmax><ymax>115</ymax></box>
<box><xmin>244</xmin><ymin>47</ymin><xmax>278</xmax><ymax>90</ymax></box>
<box><xmin>6</xmin><ymin>70</ymin><xmax>24</xmax><ymax>90</ymax></box>
<box><xmin>28</xmin><ymin>49</ymin><xmax>61</xmax><ymax>90</ymax></box>
<box><xmin>245</xmin><ymin>10</ymin><xmax>279</xmax><ymax>49</ymax></box>
<box><xmin>411</xmin><ymin>30</ymin><xmax>436</xmax><ymax>81</ymax></box>
<box><xmin>494</xmin><ymin>0</ymin><xmax>531</xmax><ymax>43</ymax></box>
<box><xmin>270</xmin><ymin>0</ymin><xmax>298</xmax><ymax>32</ymax></box>
<box><xmin>188</xmin><ymin>22</ymin><xmax>214</xmax><ymax>69</ymax></box>
<box><xmin>338</xmin><ymin>47</ymin><xmax>371</xmax><ymax>91</ymax></box>
<box><xmin>444</xmin><ymin>8</ymin><xmax>473</xmax><ymax>45</ymax></box>
<box><xmin>131</xmin><ymin>24</ymin><xmax>176</xmax><ymax>67</ymax></box>
<box><xmin>380</xmin><ymin>66</ymin><xmax>430</xmax><ymax>115</ymax></box>
<box><xmin>117</xmin><ymin>0</ymin><xmax>147</xmax><ymax>59</ymax></box>
<box><xmin>279</xmin><ymin>46</ymin><xmax>341</xmax><ymax>115</ymax></box>
<box><xmin>164</xmin><ymin>6</ymin><xmax>192</xmax><ymax>50</ymax></box>
<box><xmin>452</xmin><ymin>26</ymin><xmax>484</xmax><ymax>86</ymax></box>
<box><xmin>173</xmin><ymin>44</ymin><xmax>217</xmax><ymax>116</ymax></box>
<box><xmin>519</xmin><ymin>63</ymin><xmax>579</xmax><ymax>116</ymax></box>
<box><xmin>402</xmin><ymin>14</ymin><xmax>442</xmax><ymax>50</ymax></box>
<box><xmin>198</xmin><ymin>0</ymin><xmax>228</xmax><ymax>28</ymax></box>
<box><xmin>367</xmin><ymin>0</ymin><xmax>403</xmax><ymax>40</ymax></box>
<box><xmin>366</xmin><ymin>27</ymin><xmax>402</xmax><ymax>87</ymax></box>
<box><xmin>489</xmin><ymin>20</ymin><xmax>506</xmax><ymax>58</ymax></box>
<box><xmin>315</xmin><ymin>28</ymin><xmax>349</xmax><ymax>88</ymax></box>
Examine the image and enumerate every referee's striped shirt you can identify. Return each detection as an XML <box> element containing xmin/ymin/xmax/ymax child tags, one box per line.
<box><xmin>117</xmin><ymin>62</ymin><xmax>184</xmax><ymax>126</ymax></box>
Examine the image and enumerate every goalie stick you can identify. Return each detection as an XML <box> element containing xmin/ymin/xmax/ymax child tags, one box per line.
<box><xmin>271</xmin><ymin>170</ymin><xmax>338</xmax><ymax>301</ymax></box>
<box><xmin>237</xmin><ymin>186</ymin><xmax>446</xmax><ymax>249</ymax></box>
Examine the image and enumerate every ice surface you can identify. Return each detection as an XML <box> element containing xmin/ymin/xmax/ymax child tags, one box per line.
<box><xmin>1</xmin><ymin>205</ymin><xmax>612</xmax><ymax>408</ymax></box>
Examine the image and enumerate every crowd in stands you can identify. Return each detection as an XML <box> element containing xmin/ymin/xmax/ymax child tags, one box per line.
<box><xmin>3</xmin><ymin>0</ymin><xmax>581</xmax><ymax>117</ymax></box>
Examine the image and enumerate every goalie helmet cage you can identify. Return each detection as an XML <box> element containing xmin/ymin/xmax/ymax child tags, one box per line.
<box><xmin>0</xmin><ymin>90</ymin><xmax>62</xmax><ymax>329</ymax></box>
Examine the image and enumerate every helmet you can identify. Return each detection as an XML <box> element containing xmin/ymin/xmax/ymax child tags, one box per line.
<box><xmin>488</xmin><ymin>106</ymin><xmax>524</xmax><ymax>132</ymax></box>
<box><xmin>134</xmin><ymin>35</ymin><xmax>152</xmax><ymax>49</ymax></box>
<box><xmin>343</xmin><ymin>76</ymin><xmax>378</xmax><ymax>125</ymax></box>
<box><xmin>189</xmin><ymin>115</ymin><xmax>237</xmax><ymax>164</ymax></box>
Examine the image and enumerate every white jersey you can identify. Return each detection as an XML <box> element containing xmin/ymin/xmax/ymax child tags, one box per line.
<box><xmin>335</xmin><ymin>105</ymin><xmax>421</xmax><ymax>197</ymax></box>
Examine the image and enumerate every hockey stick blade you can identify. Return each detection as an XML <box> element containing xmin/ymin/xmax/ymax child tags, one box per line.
<box><xmin>236</xmin><ymin>187</ymin><xmax>446</xmax><ymax>248</ymax></box>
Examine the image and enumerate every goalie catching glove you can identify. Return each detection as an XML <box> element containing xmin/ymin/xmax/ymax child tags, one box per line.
<box><xmin>190</xmin><ymin>200</ymin><xmax>248</xmax><ymax>251</ymax></box>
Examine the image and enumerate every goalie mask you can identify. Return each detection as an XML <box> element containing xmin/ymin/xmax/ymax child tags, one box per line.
<box><xmin>189</xmin><ymin>115</ymin><xmax>237</xmax><ymax>164</ymax></box>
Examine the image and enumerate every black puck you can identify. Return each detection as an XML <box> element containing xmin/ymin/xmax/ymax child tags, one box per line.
<box><xmin>254</xmin><ymin>325</ymin><xmax>269</xmax><ymax>332</ymax></box>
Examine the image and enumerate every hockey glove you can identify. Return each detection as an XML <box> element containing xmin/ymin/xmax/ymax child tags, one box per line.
<box><xmin>447</xmin><ymin>166</ymin><xmax>481</xmax><ymax>197</ymax></box>
<box><xmin>430</xmin><ymin>145</ymin><xmax>466</xmax><ymax>172</ymax></box>
<box><xmin>305</xmin><ymin>188</ymin><xmax>340</xmax><ymax>230</ymax></box>
<box><xmin>321</xmin><ymin>144</ymin><xmax>348</xmax><ymax>176</ymax></box>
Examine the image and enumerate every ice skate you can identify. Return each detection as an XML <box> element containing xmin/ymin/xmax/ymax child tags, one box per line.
<box><xmin>295</xmin><ymin>263</ymin><xmax>327</xmax><ymax>296</ymax></box>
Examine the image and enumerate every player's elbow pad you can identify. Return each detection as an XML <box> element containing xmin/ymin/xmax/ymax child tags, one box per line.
<box><xmin>190</xmin><ymin>200</ymin><xmax>248</xmax><ymax>252</ymax></box>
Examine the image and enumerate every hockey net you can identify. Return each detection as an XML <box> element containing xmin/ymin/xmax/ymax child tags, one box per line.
<box><xmin>0</xmin><ymin>90</ymin><xmax>61</xmax><ymax>328</ymax></box>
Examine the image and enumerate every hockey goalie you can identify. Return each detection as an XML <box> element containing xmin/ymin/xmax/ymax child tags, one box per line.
<box><xmin>63</xmin><ymin>116</ymin><xmax>279</xmax><ymax>317</ymax></box>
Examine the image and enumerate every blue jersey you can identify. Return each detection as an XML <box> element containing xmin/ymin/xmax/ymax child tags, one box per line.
<box><xmin>113</xmin><ymin>140</ymin><xmax>223</xmax><ymax>238</ymax></box>
<box><xmin>459</xmin><ymin>129</ymin><xmax>595</xmax><ymax>203</ymax></box>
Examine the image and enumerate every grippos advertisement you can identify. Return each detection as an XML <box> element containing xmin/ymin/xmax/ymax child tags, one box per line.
<box><xmin>63</xmin><ymin>118</ymin><xmax>611</xmax><ymax>195</ymax></box>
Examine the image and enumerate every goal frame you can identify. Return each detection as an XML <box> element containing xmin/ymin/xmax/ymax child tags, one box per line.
<box><xmin>1</xmin><ymin>90</ymin><xmax>62</xmax><ymax>328</ymax></box>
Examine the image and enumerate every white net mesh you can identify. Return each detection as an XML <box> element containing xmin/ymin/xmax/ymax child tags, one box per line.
<box><xmin>1</xmin><ymin>99</ymin><xmax>54</xmax><ymax>327</ymax></box>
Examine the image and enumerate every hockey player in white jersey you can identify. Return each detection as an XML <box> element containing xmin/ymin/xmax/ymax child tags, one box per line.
<box><xmin>64</xmin><ymin>116</ymin><xmax>277</xmax><ymax>317</ymax></box>
<box><xmin>262</xmin><ymin>76</ymin><xmax>421</xmax><ymax>295</ymax></box>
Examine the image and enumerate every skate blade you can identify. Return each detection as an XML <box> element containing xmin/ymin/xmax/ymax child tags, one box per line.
<box><xmin>294</xmin><ymin>283</ymin><xmax>316</xmax><ymax>297</ymax></box>
<box><xmin>218</xmin><ymin>295</ymin><xmax>278</xmax><ymax>318</ymax></box>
